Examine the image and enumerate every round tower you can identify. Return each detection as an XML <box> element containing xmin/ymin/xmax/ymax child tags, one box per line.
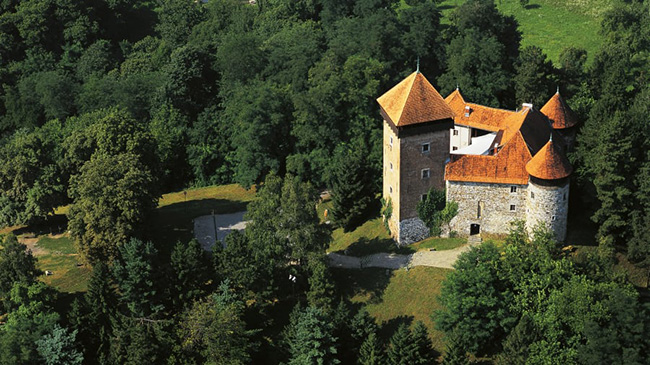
<box><xmin>525</xmin><ymin>135</ymin><xmax>572</xmax><ymax>241</ymax></box>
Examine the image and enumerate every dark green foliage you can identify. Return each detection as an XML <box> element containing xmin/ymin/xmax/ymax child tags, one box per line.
<box><xmin>435</xmin><ymin>242</ymin><xmax>517</xmax><ymax>356</ymax></box>
<box><xmin>441</xmin><ymin>334</ymin><xmax>468</xmax><ymax>365</ymax></box>
<box><xmin>170</xmin><ymin>239</ymin><xmax>210</xmax><ymax>310</ymax></box>
<box><xmin>112</xmin><ymin>238</ymin><xmax>163</xmax><ymax>318</ymax></box>
<box><xmin>386</xmin><ymin>323</ymin><xmax>418</xmax><ymax>365</ymax></box>
<box><xmin>177</xmin><ymin>281</ymin><xmax>256</xmax><ymax>364</ymax></box>
<box><xmin>411</xmin><ymin>321</ymin><xmax>436</xmax><ymax>364</ymax></box>
<box><xmin>36</xmin><ymin>324</ymin><xmax>83</xmax><ymax>365</ymax></box>
<box><xmin>0</xmin><ymin>129</ymin><xmax>65</xmax><ymax>226</ymax></box>
<box><xmin>74</xmin><ymin>262</ymin><xmax>116</xmax><ymax>364</ymax></box>
<box><xmin>0</xmin><ymin>234</ymin><xmax>41</xmax><ymax>308</ymax></box>
<box><xmin>245</xmin><ymin>173</ymin><xmax>330</xmax><ymax>293</ymax></box>
<box><xmin>68</xmin><ymin>153</ymin><xmax>158</xmax><ymax>263</ymax></box>
<box><xmin>0</xmin><ymin>282</ymin><xmax>59</xmax><ymax>364</ymax></box>
<box><xmin>417</xmin><ymin>187</ymin><xmax>446</xmax><ymax>236</ymax></box>
<box><xmin>358</xmin><ymin>332</ymin><xmax>384</xmax><ymax>365</ymax></box>
<box><xmin>214</xmin><ymin>230</ymin><xmax>264</xmax><ymax>299</ymax></box>
<box><xmin>306</xmin><ymin>254</ymin><xmax>336</xmax><ymax>311</ymax></box>
<box><xmin>498</xmin><ymin>314</ymin><xmax>539</xmax><ymax>365</ymax></box>
<box><xmin>514</xmin><ymin>46</ymin><xmax>557</xmax><ymax>107</ymax></box>
<box><xmin>156</xmin><ymin>0</ymin><xmax>205</xmax><ymax>48</ymax></box>
<box><xmin>329</xmin><ymin>141</ymin><xmax>375</xmax><ymax>231</ymax></box>
<box><xmin>283</xmin><ymin>305</ymin><xmax>339</xmax><ymax>364</ymax></box>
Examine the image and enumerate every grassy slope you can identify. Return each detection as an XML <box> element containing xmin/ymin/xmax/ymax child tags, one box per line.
<box><xmin>333</xmin><ymin>266</ymin><xmax>451</xmax><ymax>353</ymax></box>
<box><xmin>36</xmin><ymin>236</ymin><xmax>91</xmax><ymax>293</ymax></box>
<box><xmin>438</xmin><ymin>0</ymin><xmax>612</xmax><ymax>65</ymax></box>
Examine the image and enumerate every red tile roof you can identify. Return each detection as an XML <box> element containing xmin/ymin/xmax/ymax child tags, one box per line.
<box><xmin>445</xmin><ymin>131</ymin><xmax>533</xmax><ymax>185</ymax></box>
<box><xmin>377</xmin><ymin>72</ymin><xmax>455</xmax><ymax>127</ymax></box>
<box><xmin>446</xmin><ymin>89</ymin><xmax>518</xmax><ymax>133</ymax></box>
<box><xmin>540</xmin><ymin>91</ymin><xmax>579</xmax><ymax>129</ymax></box>
<box><xmin>526</xmin><ymin>138</ymin><xmax>573</xmax><ymax>180</ymax></box>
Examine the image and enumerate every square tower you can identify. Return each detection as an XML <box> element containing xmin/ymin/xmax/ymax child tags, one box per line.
<box><xmin>377</xmin><ymin>71</ymin><xmax>455</xmax><ymax>245</ymax></box>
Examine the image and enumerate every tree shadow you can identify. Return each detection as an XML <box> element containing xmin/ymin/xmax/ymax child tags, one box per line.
<box><xmin>341</xmin><ymin>199</ymin><xmax>382</xmax><ymax>233</ymax></box>
<box><xmin>525</xmin><ymin>4</ymin><xmax>541</xmax><ymax>10</ymax></box>
<box><xmin>10</xmin><ymin>213</ymin><xmax>68</xmax><ymax>237</ymax></box>
<box><xmin>331</xmin><ymin>267</ymin><xmax>393</xmax><ymax>306</ymax></box>
<box><xmin>147</xmin><ymin>198</ymin><xmax>248</xmax><ymax>255</ymax></box>
<box><xmin>378</xmin><ymin>315</ymin><xmax>414</xmax><ymax>341</ymax></box>
<box><xmin>331</xmin><ymin>237</ymin><xmax>412</xmax><ymax>257</ymax></box>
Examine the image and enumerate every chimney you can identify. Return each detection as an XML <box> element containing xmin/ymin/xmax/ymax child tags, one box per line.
<box><xmin>464</xmin><ymin>105</ymin><xmax>471</xmax><ymax>117</ymax></box>
<box><xmin>493</xmin><ymin>142</ymin><xmax>499</xmax><ymax>155</ymax></box>
<box><xmin>522</xmin><ymin>103</ymin><xmax>534</xmax><ymax>110</ymax></box>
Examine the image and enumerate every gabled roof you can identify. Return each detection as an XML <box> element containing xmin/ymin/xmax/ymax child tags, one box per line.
<box><xmin>526</xmin><ymin>137</ymin><xmax>573</xmax><ymax>180</ymax></box>
<box><xmin>445</xmin><ymin>131</ymin><xmax>533</xmax><ymax>185</ymax></box>
<box><xmin>445</xmin><ymin>89</ymin><xmax>518</xmax><ymax>133</ymax></box>
<box><xmin>540</xmin><ymin>91</ymin><xmax>579</xmax><ymax>129</ymax></box>
<box><xmin>377</xmin><ymin>72</ymin><xmax>454</xmax><ymax>127</ymax></box>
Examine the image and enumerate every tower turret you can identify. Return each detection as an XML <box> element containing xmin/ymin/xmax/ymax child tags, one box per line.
<box><xmin>524</xmin><ymin>136</ymin><xmax>572</xmax><ymax>241</ymax></box>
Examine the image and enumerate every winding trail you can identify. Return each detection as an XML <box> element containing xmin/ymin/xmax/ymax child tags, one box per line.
<box><xmin>327</xmin><ymin>243</ymin><xmax>475</xmax><ymax>270</ymax></box>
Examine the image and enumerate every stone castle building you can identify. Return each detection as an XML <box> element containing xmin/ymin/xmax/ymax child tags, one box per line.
<box><xmin>378</xmin><ymin>71</ymin><xmax>577</xmax><ymax>245</ymax></box>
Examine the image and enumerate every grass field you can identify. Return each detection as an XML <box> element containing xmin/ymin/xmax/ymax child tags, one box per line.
<box><xmin>333</xmin><ymin>266</ymin><xmax>451</xmax><ymax>353</ymax></box>
<box><xmin>437</xmin><ymin>0</ymin><xmax>612</xmax><ymax>65</ymax></box>
<box><xmin>34</xmin><ymin>235</ymin><xmax>91</xmax><ymax>293</ymax></box>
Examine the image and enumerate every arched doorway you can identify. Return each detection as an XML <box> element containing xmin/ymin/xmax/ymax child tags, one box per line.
<box><xmin>470</xmin><ymin>224</ymin><xmax>480</xmax><ymax>236</ymax></box>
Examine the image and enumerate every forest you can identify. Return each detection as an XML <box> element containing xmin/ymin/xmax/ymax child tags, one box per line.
<box><xmin>0</xmin><ymin>0</ymin><xmax>648</xmax><ymax>363</ymax></box>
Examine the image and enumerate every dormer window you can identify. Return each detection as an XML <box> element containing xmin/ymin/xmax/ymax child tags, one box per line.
<box><xmin>464</xmin><ymin>105</ymin><xmax>471</xmax><ymax>117</ymax></box>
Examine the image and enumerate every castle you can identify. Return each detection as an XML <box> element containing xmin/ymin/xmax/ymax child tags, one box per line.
<box><xmin>378</xmin><ymin>71</ymin><xmax>578</xmax><ymax>245</ymax></box>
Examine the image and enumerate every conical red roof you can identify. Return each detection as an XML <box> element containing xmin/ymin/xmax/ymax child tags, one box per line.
<box><xmin>540</xmin><ymin>91</ymin><xmax>579</xmax><ymax>129</ymax></box>
<box><xmin>526</xmin><ymin>138</ymin><xmax>573</xmax><ymax>179</ymax></box>
<box><xmin>377</xmin><ymin>72</ymin><xmax>454</xmax><ymax>127</ymax></box>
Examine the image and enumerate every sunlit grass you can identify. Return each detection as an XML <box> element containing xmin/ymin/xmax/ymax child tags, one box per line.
<box><xmin>333</xmin><ymin>266</ymin><xmax>451</xmax><ymax>353</ymax></box>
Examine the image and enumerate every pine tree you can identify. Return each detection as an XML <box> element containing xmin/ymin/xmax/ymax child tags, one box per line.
<box><xmin>328</xmin><ymin>141</ymin><xmax>374</xmax><ymax>232</ymax></box>
<box><xmin>412</xmin><ymin>321</ymin><xmax>436</xmax><ymax>364</ymax></box>
<box><xmin>358</xmin><ymin>332</ymin><xmax>385</xmax><ymax>365</ymax></box>
<box><xmin>36</xmin><ymin>324</ymin><xmax>83</xmax><ymax>365</ymax></box>
<box><xmin>306</xmin><ymin>254</ymin><xmax>336</xmax><ymax>311</ymax></box>
<box><xmin>112</xmin><ymin>238</ymin><xmax>163</xmax><ymax>318</ymax></box>
<box><xmin>284</xmin><ymin>306</ymin><xmax>340</xmax><ymax>365</ymax></box>
<box><xmin>170</xmin><ymin>239</ymin><xmax>210</xmax><ymax>310</ymax></box>
<box><xmin>442</xmin><ymin>334</ymin><xmax>469</xmax><ymax>365</ymax></box>
<box><xmin>386</xmin><ymin>323</ymin><xmax>418</xmax><ymax>365</ymax></box>
<box><xmin>79</xmin><ymin>262</ymin><xmax>117</xmax><ymax>364</ymax></box>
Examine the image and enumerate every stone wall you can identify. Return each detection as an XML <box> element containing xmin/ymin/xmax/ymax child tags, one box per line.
<box><xmin>383</xmin><ymin>120</ymin><xmax>401</xmax><ymax>242</ymax></box>
<box><xmin>398</xmin><ymin>127</ymin><xmax>450</xmax><ymax>221</ymax></box>
<box><xmin>525</xmin><ymin>180</ymin><xmax>569</xmax><ymax>241</ymax></box>
<box><xmin>398</xmin><ymin>217</ymin><xmax>429</xmax><ymax>246</ymax></box>
<box><xmin>446</xmin><ymin>180</ymin><xmax>528</xmax><ymax>236</ymax></box>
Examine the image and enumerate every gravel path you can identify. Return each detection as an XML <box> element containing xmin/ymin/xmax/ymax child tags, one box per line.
<box><xmin>327</xmin><ymin>243</ymin><xmax>473</xmax><ymax>270</ymax></box>
<box><xmin>193</xmin><ymin>211</ymin><xmax>248</xmax><ymax>250</ymax></box>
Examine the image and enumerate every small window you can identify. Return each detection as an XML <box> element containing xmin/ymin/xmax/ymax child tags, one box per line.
<box><xmin>389</xmin><ymin>136</ymin><xmax>393</xmax><ymax>146</ymax></box>
<box><xmin>551</xmin><ymin>215</ymin><xmax>556</xmax><ymax>221</ymax></box>
<box><xmin>510</xmin><ymin>186</ymin><xmax>517</xmax><ymax>193</ymax></box>
<box><xmin>389</xmin><ymin>186</ymin><xmax>393</xmax><ymax>193</ymax></box>
<box><xmin>452</xmin><ymin>146</ymin><xmax>458</xmax><ymax>151</ymax></box>
<box><xmin>510</xmin><ymin>204</ymin><xmax>516</xmax><ymax>211</ymax></box>
<box><xmin>422</xmin><ymin>143</ymin><xmax>430</xmax><ymax>153</ymax></box>
<box><xmin>453</xmin><ymin>129</ymin><xmax>459</xmax><ymax>136</ymax></box>
<box><xmin>421</xmin><ymin>169</ymin><xmax>430</xmax><ymax>179</ymax></box>
<box><xmin>477</xmin><ymin>201</ymin><xmax>483</xmax><ymax>218</ymax></box>
<box><xmin>389</xmin><ymin>162</ymin><xmax>393</xmax><ymax>171</ymax></box>
<box><xmin>563</xmin><ymin>193</ymin><xmax>567</xmax><ymax>201</ymax></box>
<box><xmin>531</xmin><ymin>191</ymin><xmax>535</xmax><ymax>199</ymax></box>
<box><xmin>421</xmin><ymin>194</ymin><xmax>427</xmax><ymax>201</ymax></box>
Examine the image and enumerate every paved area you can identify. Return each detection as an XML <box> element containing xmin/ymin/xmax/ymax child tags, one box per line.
<box><xmin>193</xmin><ymin>211</ymin><xmax>248</xmax><ymax>250</ymax></box>
<box><xmin>327</xmin><ymin>243</ymin><xmax>474</xmax><ymax>270</ymax></box>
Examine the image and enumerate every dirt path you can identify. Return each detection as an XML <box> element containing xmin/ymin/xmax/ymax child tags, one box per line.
<box><xmin>327</xmin><ymin>243</ymin><xmax>473</xmax><ymax>270</ymax></box>
<box><xmin>193</xmin><ymin>211</ymin><xmax>248</xmax><ymax>250</ymax></box>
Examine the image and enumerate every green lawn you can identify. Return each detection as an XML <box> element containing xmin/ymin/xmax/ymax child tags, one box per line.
<box><xmin>326</xmin><ymin>213</ymin><xmax>465</xmax><ymax>256</ymax></box>
<box><xmin>332</xmin><ymin>266</ymin><xmax>451</xmax><ymax>353</ymax></box>
<box><xmin>438</xmin><ymin>0</ymin><xmax>611</xmax><ymax>65</ymax></box>
<box><xmin>35</xmin><ymin>235</ymin><xmax>91</xmax><ymax>293</ymax></box>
